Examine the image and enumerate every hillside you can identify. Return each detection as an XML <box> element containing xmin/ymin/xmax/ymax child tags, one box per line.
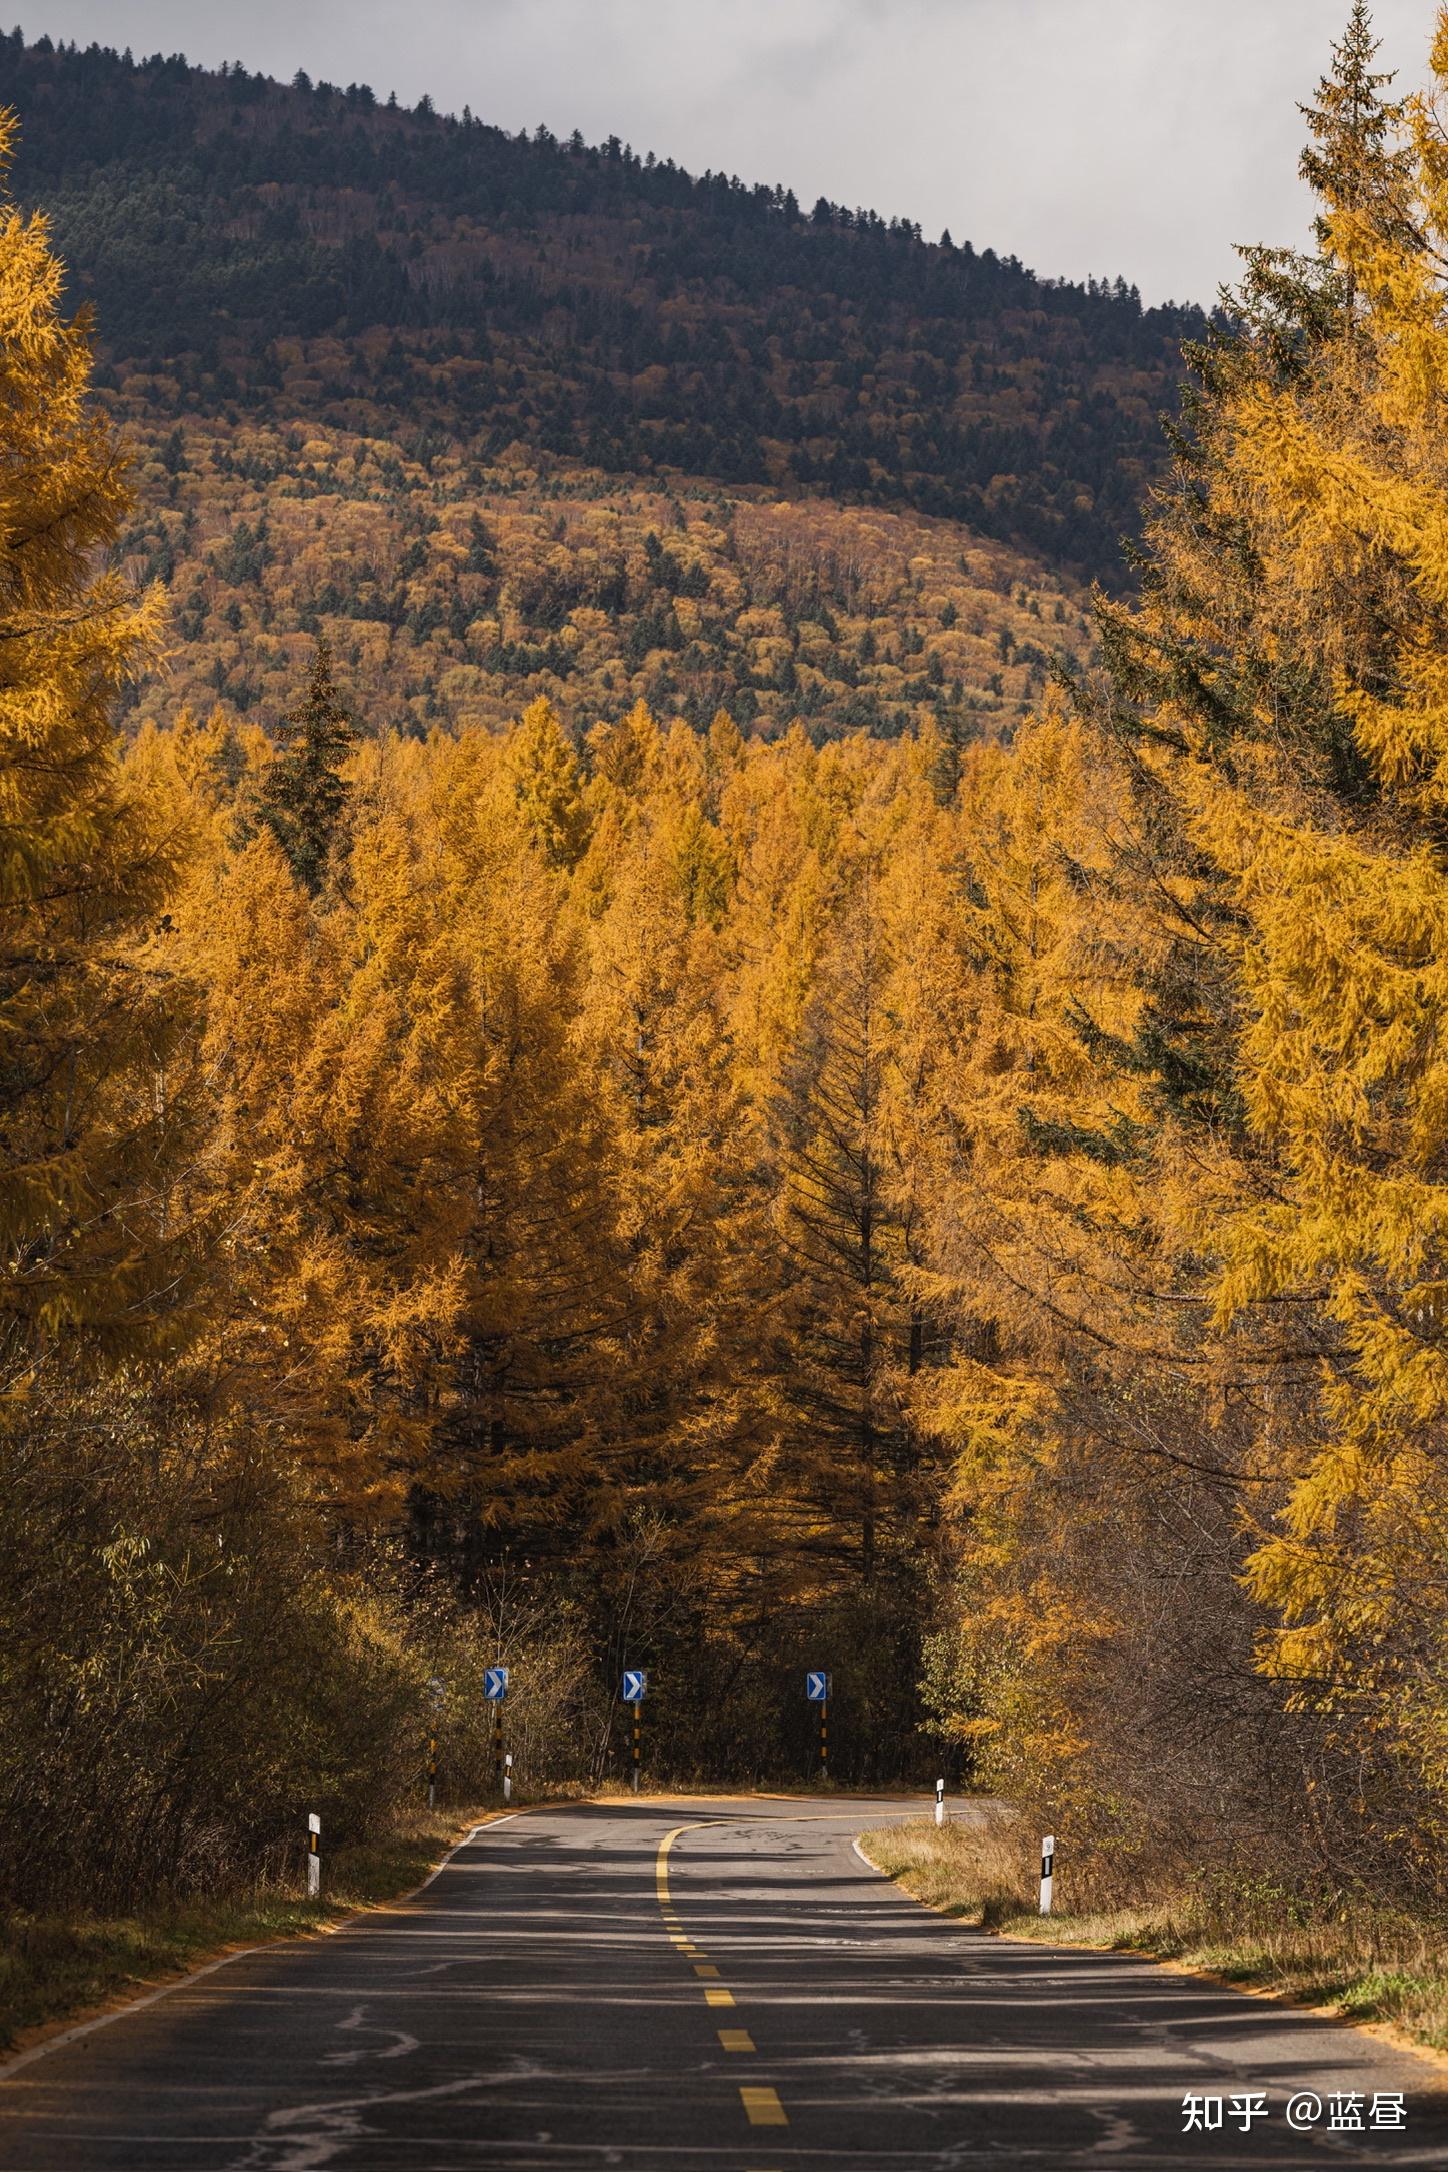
<box><xmin>113</xmin><ymin>413</ymin><xmax>1094</xmax><ymax>740</ymax></box>
<box><xmin>1</xmin><ymin>31</ymin><xmax>1203</xmax><ymax>737</ymax></box>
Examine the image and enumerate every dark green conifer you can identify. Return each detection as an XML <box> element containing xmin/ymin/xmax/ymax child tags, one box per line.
<box><xmin>1233</xmin><ymin>0</ymin><xmax>1411</xmax><ymax>373</ymax></box>
<box><xmin>1057</xmin><ymin>4</ymin><xmax>1412</xmax><ymax>1145</ymax></box>
<box><xmin>257</xmin><ymin>640</ymin><xmax>358</xmax><ymax>895</ymax></box>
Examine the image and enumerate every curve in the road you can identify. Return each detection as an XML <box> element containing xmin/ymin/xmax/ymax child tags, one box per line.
<box><xmin>0</xmin><ymin>1795</ymin><xmax>1445</xmax><ymax>2170</ymax></box>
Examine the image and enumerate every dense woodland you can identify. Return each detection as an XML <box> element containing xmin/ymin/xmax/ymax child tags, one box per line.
<box><xmin>0</xmin><ymin>31</ymin><xmax>1194</xmax><ymax>747</ymax></box>
<box><xmin>7</xmin><ymin>5</ymin><xmax>1448</xmax><ymax>1932</ymax></box>
<box><xmin>108</xmin><ymin>419</ymin><xmax>1092</xmax><ymax>742</ymax></box>
<box><xmin>0</xmin><ymin>31</ymin><xmax>1204</xmax><ymax>752</ymax></box>
<box><xmin>0</xmin><ymin>31</ymin><xmax>1199</xmax><ymax>586</ymax></box>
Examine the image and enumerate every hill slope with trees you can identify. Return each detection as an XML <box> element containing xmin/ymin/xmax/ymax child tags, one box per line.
<box><xmin>0</xmin><ymin>30</ymin><xmax>1200</xmax><ymax>582</ymax></box>
<box><xmin>0</xmin><ymin>31</ymin><xmax>1204</xmax><ymax>740</ymax></box>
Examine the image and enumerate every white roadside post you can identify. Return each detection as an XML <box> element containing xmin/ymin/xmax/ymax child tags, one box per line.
<box><xmin>1039</xmin><ymin>1834</ymin><xmax>1055</xmax><ymax>1916</ymax></box>
<box><xmin>504</xmin><ymin>1751</ymin><xmax>513</xmax><ymax>1804</ymax></box>
<box><xmin>427</xmin><ymin>1675</ymin><xmax>445</xmax><ymax>1810</ymax></box>
<box><xmin>935</xmin><ymin>1778</ymin><xmax>945</xmax><ymax>1827</ymax></box>
<box><xmin>307</xmin><ymin>1812</ymin><xmax>321</xmax><ymax>1900</ymax></box>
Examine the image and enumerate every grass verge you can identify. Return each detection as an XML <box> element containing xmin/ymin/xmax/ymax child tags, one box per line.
<box><xmin>0</xmin><ymin>1806</ymin><xmax>495</xmax><ymax>2053</ymax></box>
<box><xmin>859</xmin><ymin>1813</ymin><xmax>1448</xmax><ymax>2058</ymax></box>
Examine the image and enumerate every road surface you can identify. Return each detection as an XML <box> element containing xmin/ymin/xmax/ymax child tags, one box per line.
<box><xmin>1</xmin><ymin>1795</ymin><xmax>1445</xmax><ymax>2169</ymax></box>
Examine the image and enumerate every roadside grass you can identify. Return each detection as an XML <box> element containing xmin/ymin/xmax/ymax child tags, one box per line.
<box><xmin>0</xmin><ymin>1806</ymin><xmax>494</xmax><ymax>2053</ymax></box>
<box><xmin>859</xmin><ymin>1814</ymin><xmax>1448</xmax><ymax>2056</ymax></box>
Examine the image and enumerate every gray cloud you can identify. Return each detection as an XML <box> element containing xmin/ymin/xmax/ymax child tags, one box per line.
<box><xmin>11</xmin><ymin>0</ymin><xmax>1442</xmax><ymax>304</ymax></box>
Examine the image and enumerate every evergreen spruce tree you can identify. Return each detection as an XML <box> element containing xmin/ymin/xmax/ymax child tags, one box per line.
<box><xmin>1057</xmin><ymin>3</ymin><xmax>1415</xmax><ymax>1158</ymax></box>
<box><xmin>926</xmin><ymin>704</ymin><xmax>973</xmax><ymax>807</ymax></box>
<box><xmin>257</xmin><ymin>639</ymin><xmax>358</xmax><ymax>894</ymax></box>
<box><xmin>1094</xmin><ymin>1</ymin><xmax>1409</xmax><ymax>786</ymax></box>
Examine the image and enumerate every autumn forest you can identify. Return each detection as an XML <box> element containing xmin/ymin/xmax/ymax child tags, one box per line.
<box><xmin>6</xmin><ymin>0</ymin><xmax>1448</xmax><ymax>1971</ymax></box>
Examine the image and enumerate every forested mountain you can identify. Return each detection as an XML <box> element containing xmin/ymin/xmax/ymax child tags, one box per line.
<box><xmin>0</xmin><ymin>31</ymin><xmax>1201</xmax><ymax>740</ymax></box>
<box><xmin>2</xmin><ymin>31</ymin><xmax>1198</xmax><ymax>580</ymax></box>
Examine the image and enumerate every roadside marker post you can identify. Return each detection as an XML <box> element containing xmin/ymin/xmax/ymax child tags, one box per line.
<box><xmin>805</xmin><ymin>1670</ymin><xmax>831</xmax><ymax>1778</ymax></box>
<box><xmin>1039</xmin><ymin>1834</ymin><xmax>1055</xmax><ymax>1916</ymax></box>
<box><xmin>622</xmin><ymin>1669</ymin><xmax>647</xmax><ymax>1793</ymax></box>
<box><xmin>484</xmin><ymin>1666</ymin><xmax>508</xmax><ymax>1797</ymax></box>
<box><xmin>935</xmin><ymin>1777</ymin><xmax>945</xmax><ymax>1827</ymax></box>
<box><xmin>306</xmin><ymin>1811</ymin><xmax>321</xmax><ymax>1899</ymax></box>
<box><xmin>427</xmin><ymin>1675</ymin><xmax>445</xmax><ymax>1809</ymax></box>
<box><xmin>504</xmin><ymin>1751</ymin><xmax>513</xmax><ymax>1804</ymax></box>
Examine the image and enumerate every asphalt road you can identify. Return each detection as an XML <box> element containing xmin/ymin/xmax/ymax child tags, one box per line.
<box><xmin>2</xmin><ymin>1795</ymin><xmax>1446</xmax><ymax>2170</ymax></box>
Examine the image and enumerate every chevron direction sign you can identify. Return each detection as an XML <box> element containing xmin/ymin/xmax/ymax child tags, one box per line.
<box><xmin>483</xmin><ymin>1666</ymin><xmax>509</xmax><ymax>1701</ymax></box>
<box><xmin>805</xmin><ymin>1671</ymin><xmax>831</xmax><ymax>1702</ymax></box>
<box><xmin>621</xmin><ymin>1670</ymin><xmax>648</xmax><ymax>1703</ymax></box>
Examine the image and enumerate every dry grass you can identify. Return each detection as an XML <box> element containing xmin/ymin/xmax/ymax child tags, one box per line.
<box><xmin>0</xmin><ymin>1805</ymin><xmax>495</xmax><ymax>2052</ymax></box>
<box><xmin>860</xmin><ymin>1814</ymin><xmax>1448</xmax><ymax>2055</ymax></box>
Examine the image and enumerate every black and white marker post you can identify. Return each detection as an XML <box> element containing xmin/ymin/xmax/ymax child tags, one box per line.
<box><xmin>503</xmin><ymin>1751</ymin><xmax>513</xmax><ymax>1804</ymax></box>
<box><xmin>426</xmin><ymin>1675</ymin><xmax>445</xmax><ymax>1809</ymax></box>
<box><xmin>1039</xmin><ymin>1833</ymin><xmax>1055</xmax><ymax>1916</ymax></box>
<box><xmin>307</xmin><ymin>1812</ymin><xmax>321</xmax><ymax>1900</ymax></box>
<box><xmin>935</xmin><ymin>1777</ymin><xmax>946</xmax><ymax>1827</ymax></box>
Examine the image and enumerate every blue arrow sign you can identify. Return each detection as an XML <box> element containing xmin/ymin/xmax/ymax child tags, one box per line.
<box><xmin>621</xmin><ymin>1669</ymin><xmax>648</xmax><ymax>1703</ymax></box>
<box><xmin>483</xmin><ymin>1666</ymin><xmax>509</xmax><ymax>1702</ymax></box>
<box><xmin>805</xmin><ymin>1670</ymin><xmax>831</xmax><ymax>1702</ymax></box>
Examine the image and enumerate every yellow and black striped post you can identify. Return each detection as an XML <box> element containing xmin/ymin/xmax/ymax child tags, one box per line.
<box><xmin>427</xmin><ymin>1731</ymin><xmax>437</xmax><ymax>1810</ymax></box>
<box><xmin>819</xmin><ymin>1699</ymin><xmax>828</xmax><ymax>1777</ymax></box>
<box><xmin>493</xmin><ymin>1705</ymin><xmax>504</xmax><ymax>1795</ymax></box>
<box><xmin>621</xmin><ymin>1670</ymin><xmax>647</xmax><ymax>1790</ymax></box>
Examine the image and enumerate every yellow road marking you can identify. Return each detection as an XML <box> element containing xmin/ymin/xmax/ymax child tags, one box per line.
<box><xmin>657</xmin><ymin>1823</ymin><xmax>700</xmax><ymax>1909</ymax></box>
<box><xmin>704</xmin><ymin>1987</ymin><xmax>735</xmax><ymax>2008</ymax></box>
<box><xmin>718</xmin><ymin>2028</ymin><xmax>755</xmax><ymax>2051</ymax></box>
<box><xmin>694</xmin><ymin>1962</ymin><xmax>720</xmax><ymax>1978</ymax></box>
<box><xmin>740</xmin><ymin>2086</ymin><xmax>788</xmax><ymax>2127</ymax></box>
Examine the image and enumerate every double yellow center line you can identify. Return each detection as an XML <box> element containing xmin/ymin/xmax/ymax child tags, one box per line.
<box><xmin>657</xmin><ymin>1824</ymin><xmax>789</xmax><ymax>2138</ymax></box>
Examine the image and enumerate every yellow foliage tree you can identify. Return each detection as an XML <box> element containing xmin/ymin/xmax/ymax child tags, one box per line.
<box><xmin>0</xmin><ymin>108</ymin><xmax>198</xmax><ymax>1364</ymax></box>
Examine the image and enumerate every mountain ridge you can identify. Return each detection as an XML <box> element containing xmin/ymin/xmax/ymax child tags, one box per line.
<box><xmin>3</xmin><ymin>30</ymin><xmax>1202</xmax><ymax>580</ymax></box>
<box><xmin>1</xmin><ymin>29</ymin><xmax>1204</xmax><ymax>740</ymax></box>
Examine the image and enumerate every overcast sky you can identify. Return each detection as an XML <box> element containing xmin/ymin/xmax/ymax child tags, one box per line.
<box><xmin>11</xmin><ymin>1</ymin><xmax>1443</xmax><ymax>306</ymax></box>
